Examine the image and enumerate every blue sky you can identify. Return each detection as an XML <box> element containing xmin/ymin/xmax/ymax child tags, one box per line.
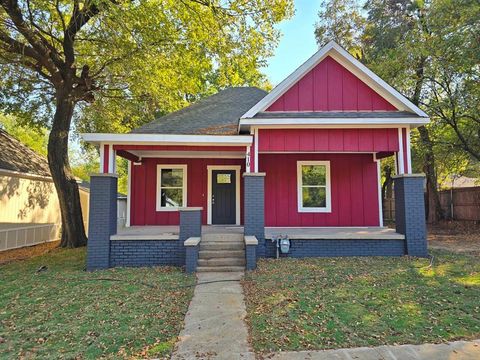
<box><xmin>264</xmin><ymin>0</ymin><xmax>321</xmax><ymax>86</ymax></box>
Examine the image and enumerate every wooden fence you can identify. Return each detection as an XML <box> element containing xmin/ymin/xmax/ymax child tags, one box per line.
<box><xmin>439</xmin><ymin>187</ymin><xmax>480</xmax><ymax>221</ymax></box>
<box><xmin>383</xmin><ymin>186</ymin><xmax>480</xmax><ymax>222</ymax></box>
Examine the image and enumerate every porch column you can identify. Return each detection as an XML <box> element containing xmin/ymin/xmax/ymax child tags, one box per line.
<box><xmin>243</xmin><ymin>173</ymin><xmax>265</xmax><ymax>257</ymax></box>
<box><xmin>86</xmin><ymin>174</ymin><xmax>118</xmax><ymax>271</ymax></box>
<box><xmin>179</xmin><ymin>207</ymin><xmax>202</xmax><ymax>267</ymax></box>
<box><xmin>394</xmin><ymin>174</ymin><xmax>428</xmax><ymax>257</ymax></box>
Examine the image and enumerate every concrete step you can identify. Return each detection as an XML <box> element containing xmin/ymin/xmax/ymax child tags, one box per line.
<box><xmin>200</xmin><ymin>242</ymin><xmax>245</xmax><ymax>251</ymax></box>
<box><xmin>201</xmin><ymin>233</ymin><xmax>244</xmax><ymax>243</ymax></box>
<box><xmin>197</xmin><ymin>265</ymin><xmax>245</xmax><ymax>273</ymax></box>
<box><xmin>199</xmin><ymin>250</ymin><xmax>245</xmax><ymax>259</ymax></box>
<box><xmin>198</xmin><ymin>258</ymin><xmax>246</xmax><ymax>267</ymax></box>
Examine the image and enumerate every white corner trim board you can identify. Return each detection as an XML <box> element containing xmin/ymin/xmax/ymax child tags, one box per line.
<box><xmin>241</xmin><ymin>41</ymin><xmax>429</xmax><ymax>119</ymax></box>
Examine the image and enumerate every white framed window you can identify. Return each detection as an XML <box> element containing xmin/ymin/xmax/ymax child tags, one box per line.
<box><xmin>156</xmin><ymin>165</ymin><xmax>187</xmax><ymax>211</ymax></box>
<box><xmin>297</xmin><ymin>161</ymin><xmax>331</xmax><ymax>213</ymax></box>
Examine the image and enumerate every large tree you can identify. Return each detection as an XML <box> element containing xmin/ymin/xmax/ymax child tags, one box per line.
<box><xmin>315</xmin><ymin>0</ymin><xmax>479</xmax><ymax>222</ymax></box>
<box><xmin>0</xmin><ymin>0</ymin><xmax>293</xmax><ymax>247</ymax></box>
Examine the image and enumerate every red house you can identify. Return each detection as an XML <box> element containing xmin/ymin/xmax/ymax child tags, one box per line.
<box><xmin>83</xmin><ymin>41</ymin><xmax>429</xmax><ymax>272</ymax></box>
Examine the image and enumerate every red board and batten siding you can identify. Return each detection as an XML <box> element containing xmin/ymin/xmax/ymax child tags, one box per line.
<box><xmin>258</xmin><ymin>128</ymin><xmax>399</xmax><ymax>153</ymax></box>
<box><xmin>260</xmin><ymin>153</ymin><xmax>380</xmax><ymax>227</ymax></box>
<box><xmin>267</xmin><ymin>56</ymin><xmax>397</xmax><ymax>112</ymax></box>
<box><xmin>130</xmin><ymin>158</ymin><xmax>245</xmax><ymax>226</ymax></box>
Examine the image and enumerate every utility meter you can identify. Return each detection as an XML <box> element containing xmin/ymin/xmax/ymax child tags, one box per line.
<box><xmin>279</xmin><ymin>237</ymin><xmax>291</xmax><ymax>254</ymax></box>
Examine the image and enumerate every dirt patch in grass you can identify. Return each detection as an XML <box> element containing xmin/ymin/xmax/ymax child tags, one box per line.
<box><xmin>0</xmin><ymin>247</ymin><xmax>195</xmax><ymax>359</ymax></box>
<box><xmin>242</xmin><ymin>251</ymin><xmax>480</xmax><ymax>353</ymax></box>
<box><xmin>428</xmin><ymin>221</ymin><xmax>480</xmax><ymax>255</ymax></box>
<box><xmin>0</xmin><ymin>241</ymin><xmax>60</xmax><ymax>265</ymax></box>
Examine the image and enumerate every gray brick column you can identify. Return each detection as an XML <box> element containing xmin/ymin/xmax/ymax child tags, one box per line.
<box><xmin>179</xmin><ymin>208</ymin><xmax>202</xmax><ymax>267</ymax></box>
<box><xmin>87</xmin><ymin>174</ymin><xmax>118</xmax><ymax>271</ymax></box>
<box><xmin>243</xmin><ymin>173</ymin><xmax>265</xmax><ymax>257</ymax></box>
<box><xmin>245</xmin><ymin>236</ymin><xmax>258</xmax><ymax>270</ymax></box>
<box><xmin>184</xmin><ymin>237</ymin><xmax>200</xmax><ymax>273</ymax></box>
<box><xmin>394</xmin><ymin>174</ymin><xmax>428</xmax><ymax>257</ymax></box>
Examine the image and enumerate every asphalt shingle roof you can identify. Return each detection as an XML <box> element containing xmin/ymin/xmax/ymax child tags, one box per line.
<box><xmin>131</xmin><ymin>87</ymin><xmax>268</xmax><ymax>135</ymax></box>
<box><xmin>0</xmin><ymin>129</ymin><xmax>51</xmax><ymax>177</ymax></box>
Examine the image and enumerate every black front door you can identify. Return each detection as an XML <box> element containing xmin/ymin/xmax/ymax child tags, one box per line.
<box><xmin>212</xmin><ymin>170</ymin><xmax>236</xmax><ymax>224</ymax></box>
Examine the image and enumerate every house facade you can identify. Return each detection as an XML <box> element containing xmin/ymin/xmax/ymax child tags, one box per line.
<box><xmin>82</xmin><ymin>41</ymin><xmax>429</xmax><ymax>272</ymax></box>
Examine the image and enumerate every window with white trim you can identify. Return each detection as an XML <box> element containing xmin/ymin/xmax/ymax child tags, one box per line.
<box><xmin>297</xmin><ymin>161</ymin><xmax>331</xmax><ymax>212</ymax></box>
<box><xmin>156</xmin><ymin>165</ymin><xmax>187</xmax><ymax>211</ymax></box>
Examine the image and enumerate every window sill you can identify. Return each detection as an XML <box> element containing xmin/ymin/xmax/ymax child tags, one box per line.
<box><xmin>298</xmin><ymin>208</ymin><xmax>332</xmax><ymax>213</ymax></box>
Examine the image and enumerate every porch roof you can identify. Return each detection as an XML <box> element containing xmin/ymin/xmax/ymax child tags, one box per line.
<box><xmin>81</xmin><ymin>133</ymin><xmax>253</xmax><ymax>147</ymax></box>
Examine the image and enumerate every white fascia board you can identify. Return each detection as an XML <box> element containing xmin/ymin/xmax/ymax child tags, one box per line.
<box><xmin>239</xmin><ymin>117</ymin><xmax>429</xmax><ymax>128</ymax></box>
<box><xmin>241</xmin><ymin>40</ymin><xmax>429</xmax><ymax>119</ymax></box>
<box><xmin>81</xmin><ymin>133</ymin><xmax>253</xmax><ymax>146</ymax></box>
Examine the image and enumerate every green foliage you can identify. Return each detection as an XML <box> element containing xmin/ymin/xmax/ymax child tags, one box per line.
<box><xmin>243</xmin><ymin>250</ymin><xmax>480</xmax><ymax>352</ymax></box>
<box><xmin>0</xmin><ymin>247</ymin><xmax>194</xmax><ymax>358</ymax></box>
<box><xmin>0</xmin><ymin>0</ymin><xmax>294</xmax><ymax>134</ymax></box>
<box><xmin>0</xmin><ymin>112</ymin><xmax>48</xmax><ymax>156</ymax></box>
<box><xmin>315</xmin><ymin>0</ymin><xmax>480</xmax><ymax>183</ymax></box>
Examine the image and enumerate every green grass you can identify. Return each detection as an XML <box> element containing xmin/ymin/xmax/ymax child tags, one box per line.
<box><xmin>242</xmin><ymin>250</ymin><xmax>480</xmax><ymax>353</ymax></box>
<box><xmin>0</xmin><ymin>248</ymin><xmax>195</xmax><ymax>359</ymax></box>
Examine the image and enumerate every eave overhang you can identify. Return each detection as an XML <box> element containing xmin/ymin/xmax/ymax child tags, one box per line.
<box><xmin>81</xmin><ymin>133</ymin><xmax>253</xmax><ymax>147</ymax></box>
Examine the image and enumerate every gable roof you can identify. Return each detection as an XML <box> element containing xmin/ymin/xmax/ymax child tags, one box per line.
<box><xmin>241</xmin><ymin>41</ymin><xmax>429</xmax><ymax>119</ymax></box>
<box><xmin>131</xmin><ymin>87</ymin><xmax>267</xmax><ymax>135</ymax></box>
<box><xmin>0</xmin><ymin>129</ymin><xmax>51</xmax><ymax>177</ymax></box>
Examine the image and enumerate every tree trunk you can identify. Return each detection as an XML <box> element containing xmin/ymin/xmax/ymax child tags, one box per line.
<box><xmin>417</xmin><ymin>125</ymin><xmax>444</xmax><ymax>223</ymax></box>
<box><xmin>411</xmin><ymin>56</ymin><xmax>444</xmax><ymax>224</ymax></box>
<box><xmin>48</xmin><ymin>88</ymin><xmax>87</xmax><ymax>248</ymax></box>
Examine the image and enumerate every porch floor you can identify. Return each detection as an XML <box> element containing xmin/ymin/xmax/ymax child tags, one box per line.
<box><xmin>111</xmin><ymin>225</ymin><xmax>244</xmax><ymax>240</ymax></box>
<box><xmin>111</xmin><ymin>226</ymin><xmax>404</xmax><ymax>241</ymax></box>
<box><xmin>265</xmin><ymin>227</ymin><xmax>405</xmax><ymax>240</ymax></box>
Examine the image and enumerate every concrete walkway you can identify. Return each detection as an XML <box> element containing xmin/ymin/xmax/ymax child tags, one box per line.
<box><xmin>270</xmin><ymin>339</ymin><xmax>480</xmax><ymax>360</ymax></box>
<box><xmin>172</xmin><ymin>272</ymin><xmax>254</xmax><ymax>360</ymax></box>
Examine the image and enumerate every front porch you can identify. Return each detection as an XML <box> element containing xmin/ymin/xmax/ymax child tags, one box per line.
<box><xmin>111</xmin><ymin>225</ymin><xmax>404</xmax><ymax>241</ymax></box>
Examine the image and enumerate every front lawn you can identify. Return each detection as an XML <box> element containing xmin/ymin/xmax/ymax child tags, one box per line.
<box><xmin>242</xmin><ymin>250</ymin><xmax>480</xmax><ymax>353</ymax></box>
<box><xmin>0</xmin><ymin>247</ymin><xmax>194</xmax><ymax>359</ymax></box>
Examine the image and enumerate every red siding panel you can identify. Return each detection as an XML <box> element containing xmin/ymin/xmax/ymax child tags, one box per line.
<box><xmin>261</xmin><ymin>153</ymin><xmax>380</xmax><ymax>227</ymax></box>
<box><xmin>266</xmin><ymin>56</ymin><xmax>397</xmax><ymax>112</ymax></box>
<box><xmin>130</xmin><ymin>158</ymin><xmax>245</xmax><ymax>225</ymax></box>
<box><xmin>258</xmin><ymin>129</ymin><xmax>400</xmax><ymax>153</ymax></box>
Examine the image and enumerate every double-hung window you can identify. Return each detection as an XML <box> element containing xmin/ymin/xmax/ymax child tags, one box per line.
<box><xmin>156</xmin><ymin>165</ymin><xmax>187</xmax><ymax>211</ymax></box>
<box><xmin>297</xmin><ymin>161</ymin><xmax>331</xmax><ymax>212</ymax></box>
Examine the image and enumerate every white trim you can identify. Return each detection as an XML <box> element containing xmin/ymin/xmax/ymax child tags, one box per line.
<box><xmin>99</xmin><ymin>143</ymin><xmax>105</xmax><ymax>173</ymax></box>
<box><xmin>108</xmin><ymin>146</ymin><xmax>116</xmax><ymax>174</ymax></box>
<box><xmin>245</xmin><ymin>146</ymin><xmax>251</xmax><ymax>173</ymax></box>
<box><xmin>126</xmin><ymin>161</ymin><xmax>131</xmax><ymax>227</ymax></box>
<box><xmin>241</xmin><ymin>41</ymin><xmax>428</xmax><ymax>118</ymax></box>
<box><xmin>207</xmin><ymin>165</ymin><xmax>241</xmax><ymax>225</ymax></box>
<box><xmin>397</xmin><ymin>128</ymin><xmax>405</xmax><ymax>175</ymax></box>
<box><xmin>239</xmin><ymin>117</ymin><xmax>428</xmax><ymax>128</ymax></box>
<box><xmin>155</xmin><ymin>164</ymin><xmax>187</xmax><ymax>211</ymax></box>
<box><xmin>248</xmin><ymin>124</ymin><xmax>408</xmax><ymax>130</ymax></box>
<box><xmin>254</xmin><ymin>127</ymin><xmax>259</xmax><ymax>172</ymax></box>
<box><xmin>260</xmin><ymin>151</ymin><xmax>376</xmax><ymax>154</ymax></box>
<box><xmin>375</xmin><ymin>158</ymin><xmax>384</xmax><ymax>227</ymax></box>
<box><xmin>297</xmin><ymin>161</ymin><xmax>332</xmax><ymax>213</ymax></box>
<box><xmin>406</xmin><ymin>127</ymin><xmax>412</xmax><ymax>174</ymax></box>
<box><xmin>81</xmin><ymin>133</ymin><xmax>253</xmax><ymax>146</ymax></box>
